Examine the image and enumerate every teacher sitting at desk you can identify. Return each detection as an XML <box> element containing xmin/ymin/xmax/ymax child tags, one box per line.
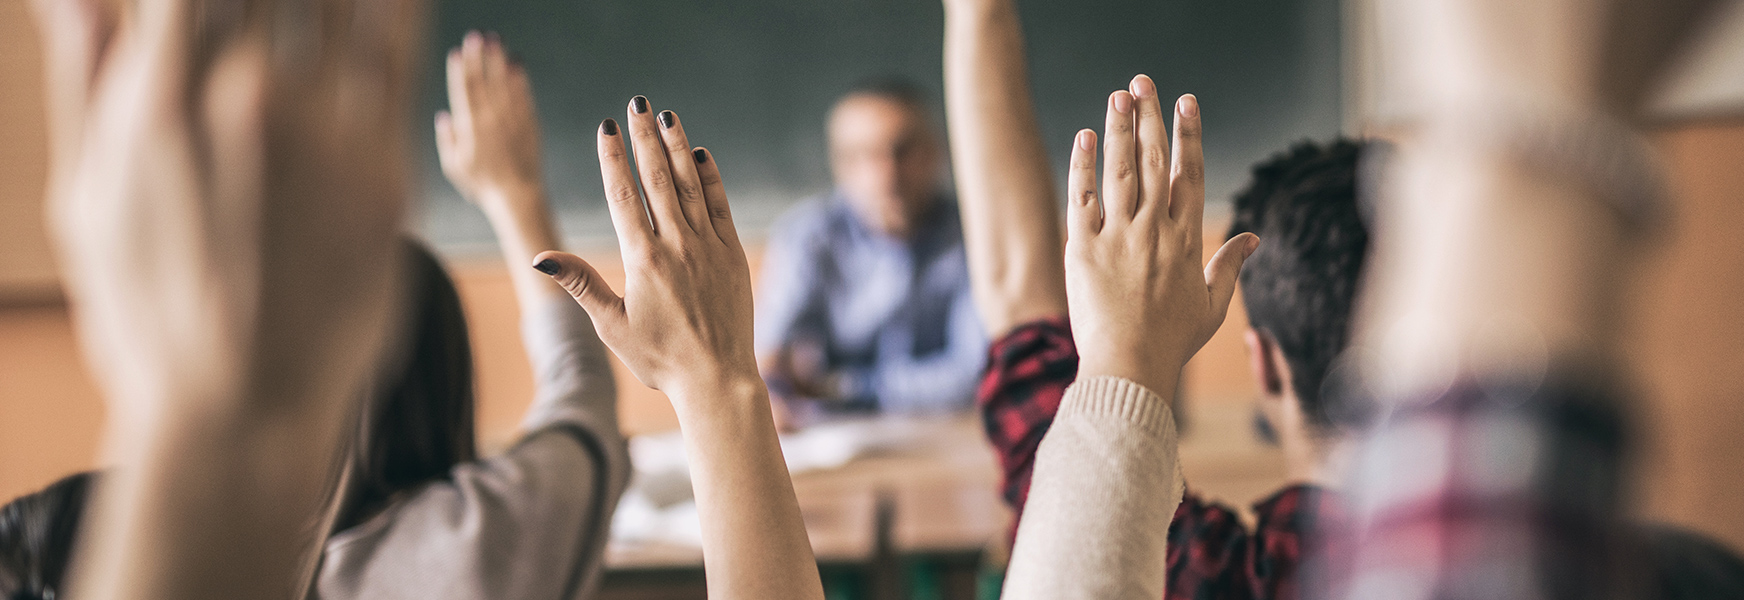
<box><xmin>757</xmin><ymin>79</ymin><xmax>987</xmax><ymax>428</ymax></box>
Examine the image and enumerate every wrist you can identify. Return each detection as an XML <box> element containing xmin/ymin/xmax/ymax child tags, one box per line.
<box><xmin>666</xmin><ymin>367</ymin><xmax>770</xmax><ymax>418</ymax></box>
<box><xmin>1076</xmin><ymin>355</ymin><xmax>1181</xmax><ymax>403</ymax></box>
<box><xmin>474</xmin><ymin>180</ymin><xmax>546</xmax><ymax>216</ymax></box>
<box><xmin>944</xmin><ymin>0</ymin><xmax>1011</xmax><ymax>22</ymax></box>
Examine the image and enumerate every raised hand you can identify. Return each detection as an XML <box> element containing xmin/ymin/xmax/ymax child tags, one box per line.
<box><xmin>435</xmin><ymin>30</ymin><xmax>545</xmax><ymax>209</ymax></box>
<box><xmin>29</xmin><ymin>0</ymin><xmax>421</xmax><ymax>598</ymax></box>
<box><xmin>1064</xmin><ymin>75</ymin><xmax>1259</xmax><ymax>396</ymax></box>
<box><xmin>533</xmin><ymin>99</ymin><xmax>753</xmax><ymax>399</ymax></box>
<box><xmin>533</xmin><ymin>97</ymin><xmax>823</xmax><ymax>600</ymax></box>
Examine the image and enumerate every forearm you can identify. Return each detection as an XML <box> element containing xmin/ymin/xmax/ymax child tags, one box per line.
<box><xmin>1002</xmin><ymin>376</ymin><xmax>1182</xmax><ymax>600</ymax></box>
<box><xmin>671</xmin><ymin>377</ymin><xmax>824</xmax><ymax>600</ymax></box>
<box><xmin>943</xmin><ymin>0</ymin><xmax>1067</xmax><ymax>337</ymax></box>
<box><xmin>76</xmin><ymin>385</ymin><xmax>356</xmax><ymax>600</ymax></box>
<box><xmin>1361</xmin><ymin>0</ymin><xmax>1643</xmax><ymax>398</ymax></box>
<box><xmin>479</xmin><ymin>183</ymin><xmax>571</xmax><ymax>314</ymax></box>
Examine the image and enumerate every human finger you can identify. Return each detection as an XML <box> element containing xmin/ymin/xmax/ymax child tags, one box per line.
<box><xmin>434</xmin><ymin>111</ymin><xmax>460</xmax><ymax>175</ymax></box>
<box><xmin>1129</xmin><ymin>75</ymin><xmax>1171</xmax><ymax>223</ymax></box>
<box><xmin>656</xmin><ymin>110</ymin><xmax>712</xmax><ymax>236</ymax></box>
<box><xmin>1205</xmin><ymin>233</ymin><xmax>1259</xmax><ymax>329</ymax></box>
<box><xmin>597</xmin><ymin>118</ymin><xmax>655</xmax><ymax>251</ymax></box>
<box><xmin>1100</xmin><ymin>90</ymin><xmax>1138</xmax><ymax>225</ymax></box>
<box><xmin>692</xmin><ymin>147</ymin><xmax>741</xmax><ymax>248</ymax></box>
<box><xmin>1067</xmin><ymin>129</ymin><xmax>1102</xmax><ymax>239</ymax></box>
<box><xmin>625</xmin><ymin>95</ymin><xmax>687</xmax><ymax>238</ymax></box>
<box><xmin>444</xmin><ymin>46</ymin><xmax>474</xmax><ymax>129</ymax></box>
<box><xmin>28</xmin><ymin>0</ymin><xmax>117</xmax><ymax>163</ymax></box>
<box><xmin>1170</xmin><ymin>94</ymin><xmax>1207</xmax><ymax>231</ymax></box>
<box><xmin>533</xmin><ymin>251</ymin><xmax>626</xmax><ymax>329</ymax></box>
<box><xmin>460</xmin><ymin>31</ymin><xmax>488</xmax><ymax>112</ymax></box>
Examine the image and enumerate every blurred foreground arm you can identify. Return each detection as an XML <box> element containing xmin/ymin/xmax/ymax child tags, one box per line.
<box><xmin>1334</xmin><ymin>1</ymin><xmax>1716</xmax><ymax>598</ymax></box>
<box><xmin>533</xmin><ymin>99</ymin><xmax>823</xmax><ymax>600</ymax></box>
<box><xmin>943</xmin><ymin>0</ymin><xmax>1068</xmax><ymax>337</ymax></box>
<box><xmin>1002</xmin><ymin>86</ymin><xmax>1256</xmax><ymax>600</ymax></box>
<box><xmin>29</xmin><ymin>0</ymin><xmax>419</xmax><ymax>598</ymax></box>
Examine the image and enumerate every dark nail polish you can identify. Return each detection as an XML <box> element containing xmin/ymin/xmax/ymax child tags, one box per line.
<box><xmin>631</xmin><ymin>95</ymin><xmax>649</xmax><ymax>114</ymax></box>
<box><xmin>659</xmin><ymin>110</ymin><xmax>675</xmax><ymax>129</ymax></box>
<box><xmin>600</xmin><ymin>119</ymin><xmax>618</xmax><ymax>136</ymax></box>
<box><xmin>693</xmin><ymin>148</ymin><xmax>708</xmax><ymax>164</ymax></box>
<box><xmin>533</xmin><ymin>259</ymin><xmax>560</xmax><ymax>275</ymax></box>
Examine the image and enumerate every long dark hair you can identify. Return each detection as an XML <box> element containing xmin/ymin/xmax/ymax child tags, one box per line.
<box><xmin>0</xmin><ymin>240</ymin><xmax>480</xmax><ymax>595</ymax></box>
<box><xmin>332</xmin><ymin>239</ymin><xmax>480</xmax><ymax>532</ymax></box>
<box><xmin>0</xmin><ymin>472</ymin><xmax>94</xmax><ymax>600</ymax></box>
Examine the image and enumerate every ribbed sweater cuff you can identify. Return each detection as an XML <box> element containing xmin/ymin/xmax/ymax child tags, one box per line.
<box><xmin>1058</xmin><ymin>376</ymin><xmax>1174</xmax><ymax>438</ymax></box>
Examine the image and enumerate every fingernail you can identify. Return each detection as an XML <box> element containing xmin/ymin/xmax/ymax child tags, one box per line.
<box><xmin>1076</xmin><ymin>130</ymin><xmax>1094</xmax><ymax>151</ymax></box>
<box><xmin>465</xmin><ymin>30</ymin><xmax>482</xmax><ymax>45</ymax></box>
<box><xmin>1245</xmin><ymin>235</ymin><xmax>1260</xmax><ymax>257</ymax></box>
<box><xmin>1112</xmin><ymin>92</ymin><xmax>1132</xmax><ymax>114</ymax></box>
<box><xmin>533</xmin><ymin>259</ymin><xmax>560</xmax><ymax>275</ymax></box>
<box><xmin>1179</xmin><ymin>94</ymin><xmax>1198</xmax><ymax>117</ymax></box>
<box><xmin>659</xmin><ymin>110</ymin><xmax>675</xmax><ymax>129</ymax></box>
<box><xmin>600</xmin><ymin>118</ymin><xmax>618</xmax><ymax>136</ymax></box>
<box><xmin>1130</xmin><ymin>75</ymin><xmax>1153</xmax><ymax>99</ymax></box>
<box><xmin>485</xmin><ymin>31</ymin><xmax>500</xmax><ymax>44</ymax></box>
<box><xmin>631</xmin><ymin>95</ymin><xmax>649</xmax><ymax>114</ymax></box>
<box><xmin>693</xmin><ymin>148</ymin><xmax>708</xmax><ymax>164</ymax></box>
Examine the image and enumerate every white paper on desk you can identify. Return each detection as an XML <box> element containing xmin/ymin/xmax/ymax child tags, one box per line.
<box><xmin>609</xmin><ymin>416</ymin><xmax>956</xmax><ymax>547</ymax></box>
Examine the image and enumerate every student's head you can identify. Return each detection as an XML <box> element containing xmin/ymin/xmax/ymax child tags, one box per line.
<box><xmin>0</xmin><ymin>472</ymin><xmax>94</xmax><ymax>600</ymax></box>
<box><xmin>827</xmin><ymin>78</ymin><xmax>944</xmax><ymax>239</ymax></box>
<box><xmin>1227</xmin><ymin>139</ymin><xmax>1373</xmax><ymax>439</ymax></box>
<box><xmin>333</xmin><ymin>239</ymin><xmax>479</xmax><ymax>532</ymax></box>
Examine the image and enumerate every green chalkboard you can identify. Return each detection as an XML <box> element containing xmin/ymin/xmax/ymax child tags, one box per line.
<box><xmin>416</xmin><ymin>0</ymin><xmax>1343</xmax><ymax>249</ymax></box>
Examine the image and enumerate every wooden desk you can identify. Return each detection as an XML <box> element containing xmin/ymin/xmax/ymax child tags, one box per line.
<box><xmin>602</xmin><ymin>416</ymin><xmax>1006</xmax><ymax>600</ymax></box>
<box><xmin>605</xmin><ymin>487</ymin><xmax>881</xmax><ymax>569</ymax></box>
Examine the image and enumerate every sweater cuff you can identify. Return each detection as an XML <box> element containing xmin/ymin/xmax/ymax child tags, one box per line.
<box><xmin>1057</xmin><ymin>376</ymin><xmax>1175</xmax><ymax>439</ymax></box>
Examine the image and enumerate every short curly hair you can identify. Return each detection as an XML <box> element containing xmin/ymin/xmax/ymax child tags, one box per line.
<box><xmin>1227</xmin><ymin>139</ymin><xmax>1374</xmax><ymax>431</ymax></box>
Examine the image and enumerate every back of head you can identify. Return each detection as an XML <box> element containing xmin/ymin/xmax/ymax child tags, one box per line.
<box><xmin>1227</xmin><ymin>139</ymin><xmax>1373</xmax><ymax>432</ymax></box>
<box><xmin>333</xmin><ymin>239</ymin><xmax>478</xmax><ymax>532</ymax></box>
<box><xmin>0</xmin><ymin>472</ymin><xmax>95</xmax><ymax>600</ymax></box>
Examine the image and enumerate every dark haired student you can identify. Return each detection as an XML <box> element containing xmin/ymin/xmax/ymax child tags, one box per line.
<box><xmin>941</xmin><ymin>0</ymin><xmax>1367</xmax><ymax>597</ymax></box>
<box><xmin>0</xmin><ymin>33</ymin><xmax>630</xmax><ymax>600</ymax></box>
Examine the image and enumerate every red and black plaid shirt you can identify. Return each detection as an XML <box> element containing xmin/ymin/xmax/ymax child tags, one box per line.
<box><xmin>979</xmin><ymin>318</ymin><xmax>1337</xmax><ymax>600</ymax></box>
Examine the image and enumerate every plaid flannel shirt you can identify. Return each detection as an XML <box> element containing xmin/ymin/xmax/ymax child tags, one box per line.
<box><xmin>979</xmin><ymin>318</ymin><xmax>1336</xmax><ymax>600</ymax></box>
<box><xmin>1325</xmin><ymin>372</ymin><xmax>1642</xmax><ymax>600</ymax></box>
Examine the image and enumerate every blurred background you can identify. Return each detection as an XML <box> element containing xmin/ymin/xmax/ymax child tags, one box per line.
<box><xmin>2</xmin><ymin>0</ymin><xmax>1741</xmax><ymax>598</ymax></box>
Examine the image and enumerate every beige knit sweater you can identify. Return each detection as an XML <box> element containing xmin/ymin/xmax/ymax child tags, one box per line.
<box><xmin>1000</xmin><ymin>376</ymin><xmax>1185</xmax><ymax>600</ymax></box>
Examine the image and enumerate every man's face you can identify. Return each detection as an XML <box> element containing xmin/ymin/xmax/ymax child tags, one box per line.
<box><xmin>827</xmin><ymin>95</ymin><xmax>942</xmax><ymax>239</ymax></box>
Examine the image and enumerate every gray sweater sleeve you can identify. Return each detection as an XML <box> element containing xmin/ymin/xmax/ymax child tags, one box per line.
<box><xmin>316</xmin><ymin>296</ymin><xmax>632</xmax><ymax>600</ymax></box>
<box><xmin>999</xmin><ymin>376</ymin><xmax>1185</xmax><ymax>600</ymax></box>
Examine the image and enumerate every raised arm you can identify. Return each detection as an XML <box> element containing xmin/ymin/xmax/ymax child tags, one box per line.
<box><xmin>29</xmin><ymin>0</ymin><xmax>420</xmax><ymax>598</ymax></box>
<box><xmin>943</xmin><ymin>0</ymin><xmax>1068</xmax><ymax>338</ymax></box>
<box><xmin>1003</xmin><ymin>84</ymin><xmax>1256</xmax><ymax>600</ymax></box>
<box><xmin>1331</xmin><ymin>1</ymin><xmax>1712</xmax><ymax>598</ymax></box>
<box><xmin>435</xmin><ymin>31</ymin><xmax>567</xmax><ymax>312</ymax></box>
<box><xmin>532</xmin><ymin>98</ymin><xmax>824</xmax><ymax>600</ymax></box>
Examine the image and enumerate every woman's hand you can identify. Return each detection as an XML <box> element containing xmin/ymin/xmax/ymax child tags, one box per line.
<box><xmin>435</xmin><ymin>30</ymin><xmax>545</xmax><ymax>212</ymax></box>
<box><xmin>1063</xmin><ymin>76</ymin><xmax>1257</xmax><ymax>397</ymax></box>
<box><xmin>533</xmin><ymin>97</ymin><xmax>756</xmax><ymax>404</ymax></box>
<box><xmin>535</xmin><ymin>97</ymin><xmax>823</xmax><ymax>600</ymax></box>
